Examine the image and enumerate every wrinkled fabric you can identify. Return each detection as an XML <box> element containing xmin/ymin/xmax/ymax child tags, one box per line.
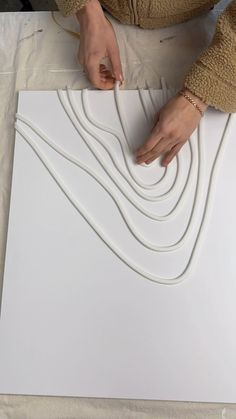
<box><xmin>0</xmin><ymin>5</ymin><xmax>236</xmax><ymax>418</ymax></box>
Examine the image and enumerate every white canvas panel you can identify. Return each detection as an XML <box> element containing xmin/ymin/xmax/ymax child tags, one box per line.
<box><xmin>0</xmin><ymin>86</ymin><xmax>236</xmax><ymax>402</ymax></box>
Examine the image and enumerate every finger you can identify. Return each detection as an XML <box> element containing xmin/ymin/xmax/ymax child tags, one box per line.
<box><xmin>100</xmin><ymin>64</ymin><xmax>110</xmax><ymax>73</ymax></box>
<box><xmin>99</xmin><ymin>69</ymin><xmax>113</xmax><ymax>78</ymax></box>
<box><xmin>145</xmin><ymin>147</ymin><xmax>167</xmax><ymax>165</ymax></box>
<box><xmin>161</xmin><ymin>143</ymin><xmax>183</xmax><ymax>167</ymax></box>
<box><xmin>100</xmin><ymin>64</ymin><xmax>107</xmax><ymax>71</ymax></box>
<box><xmin>136</xmin><ymin>131</ymin><xmax>173</xmax><ymax>163</ymax></box>
<box><xmin>100</xmin><ymin>70</ymin><xmax>116</xmax><ymax>84</ymax></box>
<box><xmin>99</xmin><ymin>65</ymin><xmax>115</xmax><ymax>84</ymax></box>
<box><xmin>109</xmin><ymin>49</ymin><xmax>123</xmax><ymax>82</ymax></box>
<box><xmin>100</xmin><ymin>77</ymin><xmax>116</xmax><ymax>87</ymax></box>
<box><xmin>136</xmin><ymin>129</ymin><xmax>162</xmax><ymax>159</ymax></box>
<box><xmin>98</xmin><ymin>64</ymin><xmax>116</xmax><ymax>88</ymax></box>
<box><xmin>145</xmin><ymin>141</ymin><xmax>173</xmax><ymax>164</ymax></box>
<box><xmin>146</xmin><ymin>155</ymin><xmax>160</xmax><ymax>165</ymax></box>
<box><xmin>136</xmin><ymin>116</ymin><xmax>164</xmax><ymax>158</ymax></box>
<box><xmin>100</xmin><ymin>76</ymin><xmax>116</xmax><ymax>89</ymax></box>
<box><xmin>86</xmin><ymin>60</ymin><xmax>115</xmax><ymax>90</ymax></box>
<box><xmin>137</xmin><ymin>139</ymin><xmax>173</xmax><ymax>164</ymax></box>
<box><xmin>86</xmin><ymin>58</ymin><xmax>102</xmax><ymax>87</ymax></box>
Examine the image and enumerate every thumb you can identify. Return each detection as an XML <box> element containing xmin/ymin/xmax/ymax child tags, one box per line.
<box><xmin>109</xmin><ymin>48</ymin><xmax>123</xmax><ymax>83</ymax></box>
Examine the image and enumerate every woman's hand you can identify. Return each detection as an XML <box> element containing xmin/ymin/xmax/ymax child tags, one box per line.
<box><xmin>76</xmin><ymin>0</ymin><xmax>123</xmax><ymax>89</ymax></box>
<box><xmin>136</xmin><ymin>89</ymin><xmax>208</xmax><ymax>167</ymax></box>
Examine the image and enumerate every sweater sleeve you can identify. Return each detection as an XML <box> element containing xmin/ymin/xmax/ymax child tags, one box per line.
<box><xmin>55</xmin><ymin>0</ymin><xmax>89</xmax><ymax>16</ymax></box>
<box><xmin>184</xmin><ymin>1</ymin><xmax>236</xmax><ymax>113</ymax></box>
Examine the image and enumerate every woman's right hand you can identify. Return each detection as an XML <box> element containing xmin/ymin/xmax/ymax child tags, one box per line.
<box><xmin>76</xmin><ymin>0</ymin><xmax>123</xmax><ymax>89</ymax></box>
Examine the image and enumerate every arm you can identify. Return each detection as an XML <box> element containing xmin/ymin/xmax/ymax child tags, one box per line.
<box><xmin>136</xmin><ymin>90</ymin><xmax>207</xmax><ymax>166</ymax></box>
<box><xmin>77</xmin><ymin>0</ymin><xmax>123</xmax><ymax>89</ymax></box>
<box><xmin>56</xmin><ymin>0</ymin><xmax>123</xmax><ymax>89</ymax></box>
<box><xmin>55</xmin><ymin>0</ymin><xmax>123</xmax><ymax>89</ymax></box>
<box><xmin>136</xmin><ymin>1</ymin><xmax>236</xmax><ymax>167</ymax></box>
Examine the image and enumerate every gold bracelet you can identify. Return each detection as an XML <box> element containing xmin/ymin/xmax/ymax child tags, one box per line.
<box><xmin>178</xmin><ymin>90</ymin><xmax>204</xmax><ymax>117</ymax></box>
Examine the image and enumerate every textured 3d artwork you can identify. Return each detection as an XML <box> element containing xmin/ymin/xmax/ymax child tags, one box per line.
<box><xmin>0</xmin><ymin>82</ymin><xmax>236</xmax><ymax>402</ymax></box>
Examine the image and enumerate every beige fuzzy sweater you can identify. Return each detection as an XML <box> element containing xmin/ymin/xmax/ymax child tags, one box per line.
<box><xmin>56</xmin><ymin>0</ymin><xmax>236</xmax><ymax>113</ymax></box>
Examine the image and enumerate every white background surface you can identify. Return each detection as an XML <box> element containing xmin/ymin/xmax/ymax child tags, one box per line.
<box><xmin>0</xmin><ymin>89</ymin><xmax>236</xmax><ymax>403</ymax></box>
<box><xmin>1</xmin><ymin>2</ymin><xmax>236</xmax><ymax>418</ymax></box>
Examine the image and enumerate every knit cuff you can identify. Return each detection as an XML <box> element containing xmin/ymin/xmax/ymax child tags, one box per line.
<box><xmin>184</xmin><ymin>61</ymin><xmax>236</xmax><ymax>114</ymax></box>
<box><xmin>56</xmin><ymin>0</ymin><xmax>89</xmax><ymax>16</ymax></box>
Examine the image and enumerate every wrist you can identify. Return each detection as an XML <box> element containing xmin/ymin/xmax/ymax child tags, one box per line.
<box><xmin>181</xmin><ymin>87</ymin><xmax>208</xmax><ymax>112</ymax></box>
<box><xmin>76</xmin><ymin>0</ymin><xmax>104</xmax><ymax>23</ymax></box>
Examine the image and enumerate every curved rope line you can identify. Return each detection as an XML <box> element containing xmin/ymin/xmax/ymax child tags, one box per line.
<box><xmin>138</xmin><ymin>86</ymin><xmax>168</xmax><ymax>171</ymax></box>
<box><xmin>15</xmin><ymin>115</ymin><xmax>202</xmax><ymax>252</ymax></box>
<box><xmin>150</xmin><ymin>85</ymin><xmax>162</xmax><ymax>111</ymax></box>
<box><xmin>114</xmin><ymin>81</ymin><xmax>182</xmax><ymax>190</ymax></box>
<box><xmin>62</xmin><ymin>89</ymin><xmax>198</xmax><ymax>219</ymax></box>
<box><xmin>66</xmin><ymin>88</ymin><xmax>192</xmax><ymax>203</ymax></box>
<box><xmin>15</xmin><ymin>114</ymin><xmax>233</xmax><ymax>284</ymax></box>
<box><xmin>82</xmin><ymin>87</ymin><xmax>168</xmax><ymax>185</ymax></box>
<box><xmin>111</xmin><ymin>83</ymin><xmax>196</xmax><ymax>208</ymax></box>
<box><xmin>15</xmin><ymin>112</ymin><xmax>194</xmax><ymax>224</ymax></box>
<box><xmin>161</xmin><ymin>77</ymin><xmax>168</xmax><ymax>104</ymax></box>
<box><xmin>112</xmin><ymin>82</ymin><xmax>193</xmax><ymax>201</ymax></box>
<box><xmin>129</xmin><ymin>85</ymin><xmax>198</xmax><ymax>210</ymax></box>
<box><xmin>148</xmin><ymin>86</ymin><xmax>158</xmax><ymax>115</ymax></box>
<box><xmin>138</xmin><ymin>88</ymin><xmax>154</xmax><ymax>125</ymax></box>
<box><xmin>13</xmin><ymin>120</ymin><xmax>195</xmax><ymax>251</ymax></box>
<box><xmin>68</xmin><ymin>89</ymin><xmax>170</xmax><ymax>200</ymax></box>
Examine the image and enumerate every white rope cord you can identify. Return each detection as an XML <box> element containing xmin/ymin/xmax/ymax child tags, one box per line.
<box><xmin>16</xmin><ymin>111</ymin><xmax>195</xmax><ymax>224</ymax></box>
<box><xmin>150</xmin><ymin>85</ymin><xmax>162</xmax><ymax>111</ymax></box>
<box><xmin>65</xmin><ymin>88</ymin><xmax>195</xmax><ymax>205</ymax></box>
<box><xmin>80</xmin><ymin>89</ymin><xmax>198</xmax><ymax>221</ymax></box>
<box><xmin>81</xmin><ymin>87</ymin><xmax>169</xmax><ymax>188</ymax></box>
<box><xmin>114</xmin><ymin>81</ymin><xmax>182</xmax><ymax>190</ymax></box>
<box><xmin>147</xmin><ymin>86</ymin><xmax>159</xmax><ymax>115</ymax></box>
<box><xmin>115</xmin><ymin>82</ymin><xmax>167</xmax><ymax>188</ymax></box>
<box><xmin>137</xmin><ymin>85</ymin><xmax>186</xmax><ymax>181</ymax></box>
<box><xmin>80</xmin><ymin>83</ymin><xmax>196</xmax><ymax>206</ymax></box>
<box><xmin>70</xmin><ymin>87</ymin><xmax>177</xmax><ymax>198</ymax></box>
<box><xmin>138</xmin><ymin>87</ymin><xmax>155</xmax><ymax>125</ymax></box>
<box><xmin>13</xmin><ymin>120</ymin><xmax>193</xmax><ymax>251</ymax></box>
<box><xmin>15</xmin><ymin>114</ymin><xmax>201</xmax><ymax>252</ymax></box>
<box><xmin>139</xmin><ymin>86</ymin><xmax>161</xmax><ymax>171</ymax></box>
<box><xmin>15</xmin><ymin>112</ymin><xmax>233</xmax><ymax>284</ymax></box>
<box><xmin>161</xmin><ymin>76</ymin><xmax>168</xmax><ymax>104</ymax></box>
<box><xmin>63</xmin><ymin>89</ymin><xmax>170</xmax><ymax>201</ymax></box>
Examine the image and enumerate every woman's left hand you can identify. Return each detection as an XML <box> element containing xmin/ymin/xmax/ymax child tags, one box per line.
<box><xmin>135</xmin><ymin>89</ymin><xmax>208</xmax><ymax>167</ymax></box>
